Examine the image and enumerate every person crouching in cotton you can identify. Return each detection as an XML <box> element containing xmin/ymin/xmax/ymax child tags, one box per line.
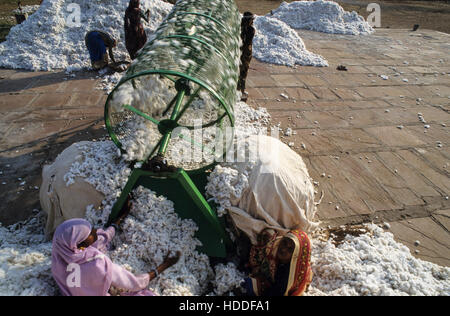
<box><xmin>243</xmin><ymin>228</ymin><xmax>313</xmax><ymax>296</ymax></box>
<box><xmin>51</xmin><ymin>201</ymin><xmax>180</xmax><ymax>296</ymax></box>
<box><xmin>85</xmin><ymin>30</ymin><xmax>117</xmax><ymax>70</ymax></box>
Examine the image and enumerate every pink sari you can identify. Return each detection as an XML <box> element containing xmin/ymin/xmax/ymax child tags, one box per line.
<box><xmin>51</xmin><ymin>219</ymin><xmax>154</xmax><ymax>296</ymax></box>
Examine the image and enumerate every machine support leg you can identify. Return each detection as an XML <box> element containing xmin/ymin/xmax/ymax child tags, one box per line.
<box><xmin>158</xmin><ymin>89</ymin><xmax>186</xmax><ymax>155</ymax></box>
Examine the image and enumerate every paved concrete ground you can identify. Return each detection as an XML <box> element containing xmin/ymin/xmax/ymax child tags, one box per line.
<box><xmin>246</xmin><ymin>28</ymin><xmax>450</xmax><ymax>266</ymax></box>
<box><xmin>0</xmin><ymin>70</ymin><xmax>107</xmax><ymax>225</ymax></box>
<box><xmin>0</xmin><ymin>29</ymin><xmax>449</xmax><ymax>266</ymax></box>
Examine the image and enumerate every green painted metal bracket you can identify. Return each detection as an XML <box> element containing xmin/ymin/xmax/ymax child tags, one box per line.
<box><xmin>123</xmin><ymin>105</ymin><xmax>160</xmax><ymax>125</ymax></box>
<box><xmin>106</xmin><ymin>168</ymin><xmax>232</xmax><ymax>257</ymax></box>
<box><xmin>158</xmin><ymin>88</ymin><xmax>186</xmax><ymax>155</ymax></box>
<box><xmin>104</xmin><ymin>69</ymin><xmax>235</xmax><ymax>154</ymax></box>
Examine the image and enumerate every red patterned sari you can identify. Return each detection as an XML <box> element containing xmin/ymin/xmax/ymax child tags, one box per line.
<box><xmin>247</xmin><ymin>229</ymin><xmax>312</xmax><ymax>296</ymax></box>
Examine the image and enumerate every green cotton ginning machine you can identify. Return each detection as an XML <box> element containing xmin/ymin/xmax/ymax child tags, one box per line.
<box><xmin>104</xmin><ymin>0</ymin><xmax>242</xmax><ymax>258</ymax></box>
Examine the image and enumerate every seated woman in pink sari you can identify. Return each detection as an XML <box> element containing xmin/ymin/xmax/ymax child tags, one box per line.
<box><xmin>243</xmin><ymin>228</ymin><xmax>313</xmax><ymax>296</ymax></box>
<box><xmin>51</xmin><ymin>217</ymin><xmax>180</xmax><ymax>296</ymax></box>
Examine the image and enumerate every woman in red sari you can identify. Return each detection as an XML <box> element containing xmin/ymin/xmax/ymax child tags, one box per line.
<box><xmin>124</xmin><ymin>0</ymin><xmax>150</xmax><ymax>60</ymax></box>
<box><xmin>244</xmin><ymin>228</ymin><xmax>313</xmax><ymax>296</ymax></box>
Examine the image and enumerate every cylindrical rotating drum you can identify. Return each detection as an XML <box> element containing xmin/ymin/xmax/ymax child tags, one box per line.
<box><xmin>105</xmin><ymin>0</ymin><xmax>241</xmax><ymax>173</ymax></box>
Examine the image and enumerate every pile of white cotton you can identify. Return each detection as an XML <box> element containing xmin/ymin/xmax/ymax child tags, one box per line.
<box><xmin>307</xmin><ymin>224</ymin><xmax>450</xmax><ymax>296</ymax></box>
<box><xmin>0</xmin><ymin>0</ymin><xmax>172</xmax><ymax>71</ymax></box>
<box><xmin>0</xmin><ymin>211</ymin><xmax>57</xmax><ymax>296</ymax></box>
<box><xmin>211</xmin><ymin>262</ymin><xmax>246</xmax><ymax>296</ymax></box>
<box><xmin>251</xmin><ymin>0</ymin><xmax>374</xmax><ymax>66</ymax></box>
<box><xmin>269</xmin><ymin>0</ymin><xmax>374</xmax><ymax>35</ymax></box>
<box><xmin>253</xmin><ymin>16</ymin><xmax>328</xmax><ymax>67</ymax></box>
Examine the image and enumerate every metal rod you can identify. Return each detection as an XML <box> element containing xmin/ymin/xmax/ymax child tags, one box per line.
<box><xmin>162</xmin><ymin>74</ymin><xmax>177</xmax><ymax>83</ymax></box>
<box><xmin>123</xmin><ymin>105</ymin><xmax>160</xmax><ymax>125</ymax></box>
<box><xmin>158</xmin><ymin>89</ymin><xmax>186</xmax><ymax>155</ymax></box>
<box><xmin>162</xmin><ymin>94</ymin><xmax>179</xmax><ymax>117</ymax></box>
<box><xmin>175</xmin><ymin>87</ymin><xmax>201</xmax><ymax>123</ymax></box>
<box><xmin>143</xmin><ymin>136</ymin><xmax>164</xmax><ymax>164</ymax></box>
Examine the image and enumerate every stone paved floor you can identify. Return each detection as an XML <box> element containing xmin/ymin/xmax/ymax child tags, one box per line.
<box><xmin>0</xmin><ymin>29</ymin><xmax>449</xmax><ymax>266</ymax></box>
<box><xmin>0</xmin><ymin>70</ymin><xmax>107</xmax><ymax>225</ymax></box>
<box><xmin>246</xmin><ymin>28</ymin><xmax>450</xmax><ymax>266</ymax></box>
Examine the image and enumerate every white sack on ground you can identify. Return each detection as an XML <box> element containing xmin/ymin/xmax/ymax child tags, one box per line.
<box><xmin>207</xmin><ymin>135</ymin><xmax>319</xmax><ymax>244</ymax></box>
<box><xmin>40</xmin><ymin>141</ymin><xmax>105</xmax><ymax>239</ymax></box>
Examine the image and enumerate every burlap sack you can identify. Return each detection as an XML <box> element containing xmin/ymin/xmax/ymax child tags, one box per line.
<box><xmin>40</xmin><ymin>142</ymin><xmax>104</xmax><ymax>239</ymax></box>
<box><xmin>227</xmin><ymin>135</ymin><xmax>319</xmax><ymax>244</ymax></box>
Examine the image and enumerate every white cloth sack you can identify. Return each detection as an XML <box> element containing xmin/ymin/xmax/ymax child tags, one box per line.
<box><xmin>227</xmin><ymin>135</ymin><xmax>319</xmax><ymax>244</ymax></box>
<box><xmin>40</xmin><ymin>141</ymin><xmax>104</xmax><ymax>239</ymax></box>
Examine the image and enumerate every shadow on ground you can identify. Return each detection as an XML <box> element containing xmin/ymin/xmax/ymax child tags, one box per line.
<box><xmin>0</xmin><ymin>118</ymin><xmax>107</xmax><ymax>225</ymax></box>
<box><xmin>0</xmin><ymin>69</ymin><xmax>99</xmax><ymax>93</ymax></box>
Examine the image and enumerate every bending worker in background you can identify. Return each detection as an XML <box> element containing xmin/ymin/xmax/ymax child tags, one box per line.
<box><xmin>85</xmin><ymin>30</ymin><xmax>117</xmax><ymax>70</ymax></box>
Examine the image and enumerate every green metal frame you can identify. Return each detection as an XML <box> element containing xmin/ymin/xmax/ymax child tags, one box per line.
<box><xmin>105</xmin><ymin>70</ymin><xmax>235</xmax><ymax>159</ymax></box>
<box><xmin>103</xmin><ymin>0</ymin><xmax>241</xmax><ymax>258</ymax></box>
<box><xmin>106</xmin><ymin>168</ymin><xmax>232</xmax><ymax>257</ymax></box>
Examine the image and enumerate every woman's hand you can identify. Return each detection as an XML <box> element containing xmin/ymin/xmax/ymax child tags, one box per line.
<box><xmin>113</xmin><ymin>194</ymin><xmax>133</xmax><ymax>226</ymax></box>
<box><xmin>148</xmin><ymin>251</ymin><xmax>181</xmax><ymax>281</ymax></box>
<box><xmin>163</xmin><ymin>251</ymin><xmax>181</xmax><ymax>268</ymax></box>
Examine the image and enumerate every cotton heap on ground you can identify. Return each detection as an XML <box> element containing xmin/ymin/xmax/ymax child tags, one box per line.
<box><xmin>0</xmin><ymin>0</ymin><xmax>173</xmax><ymax>71</ymax></box>
<box><xmin>0</xmin><ymin>0</ymin><xmax>373</xmax><ymax>71</ymax></box>
<box><xmin>270</xmin><ymin>0</ymin><xmax>374</xmax><ymax>35</ymax></box>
